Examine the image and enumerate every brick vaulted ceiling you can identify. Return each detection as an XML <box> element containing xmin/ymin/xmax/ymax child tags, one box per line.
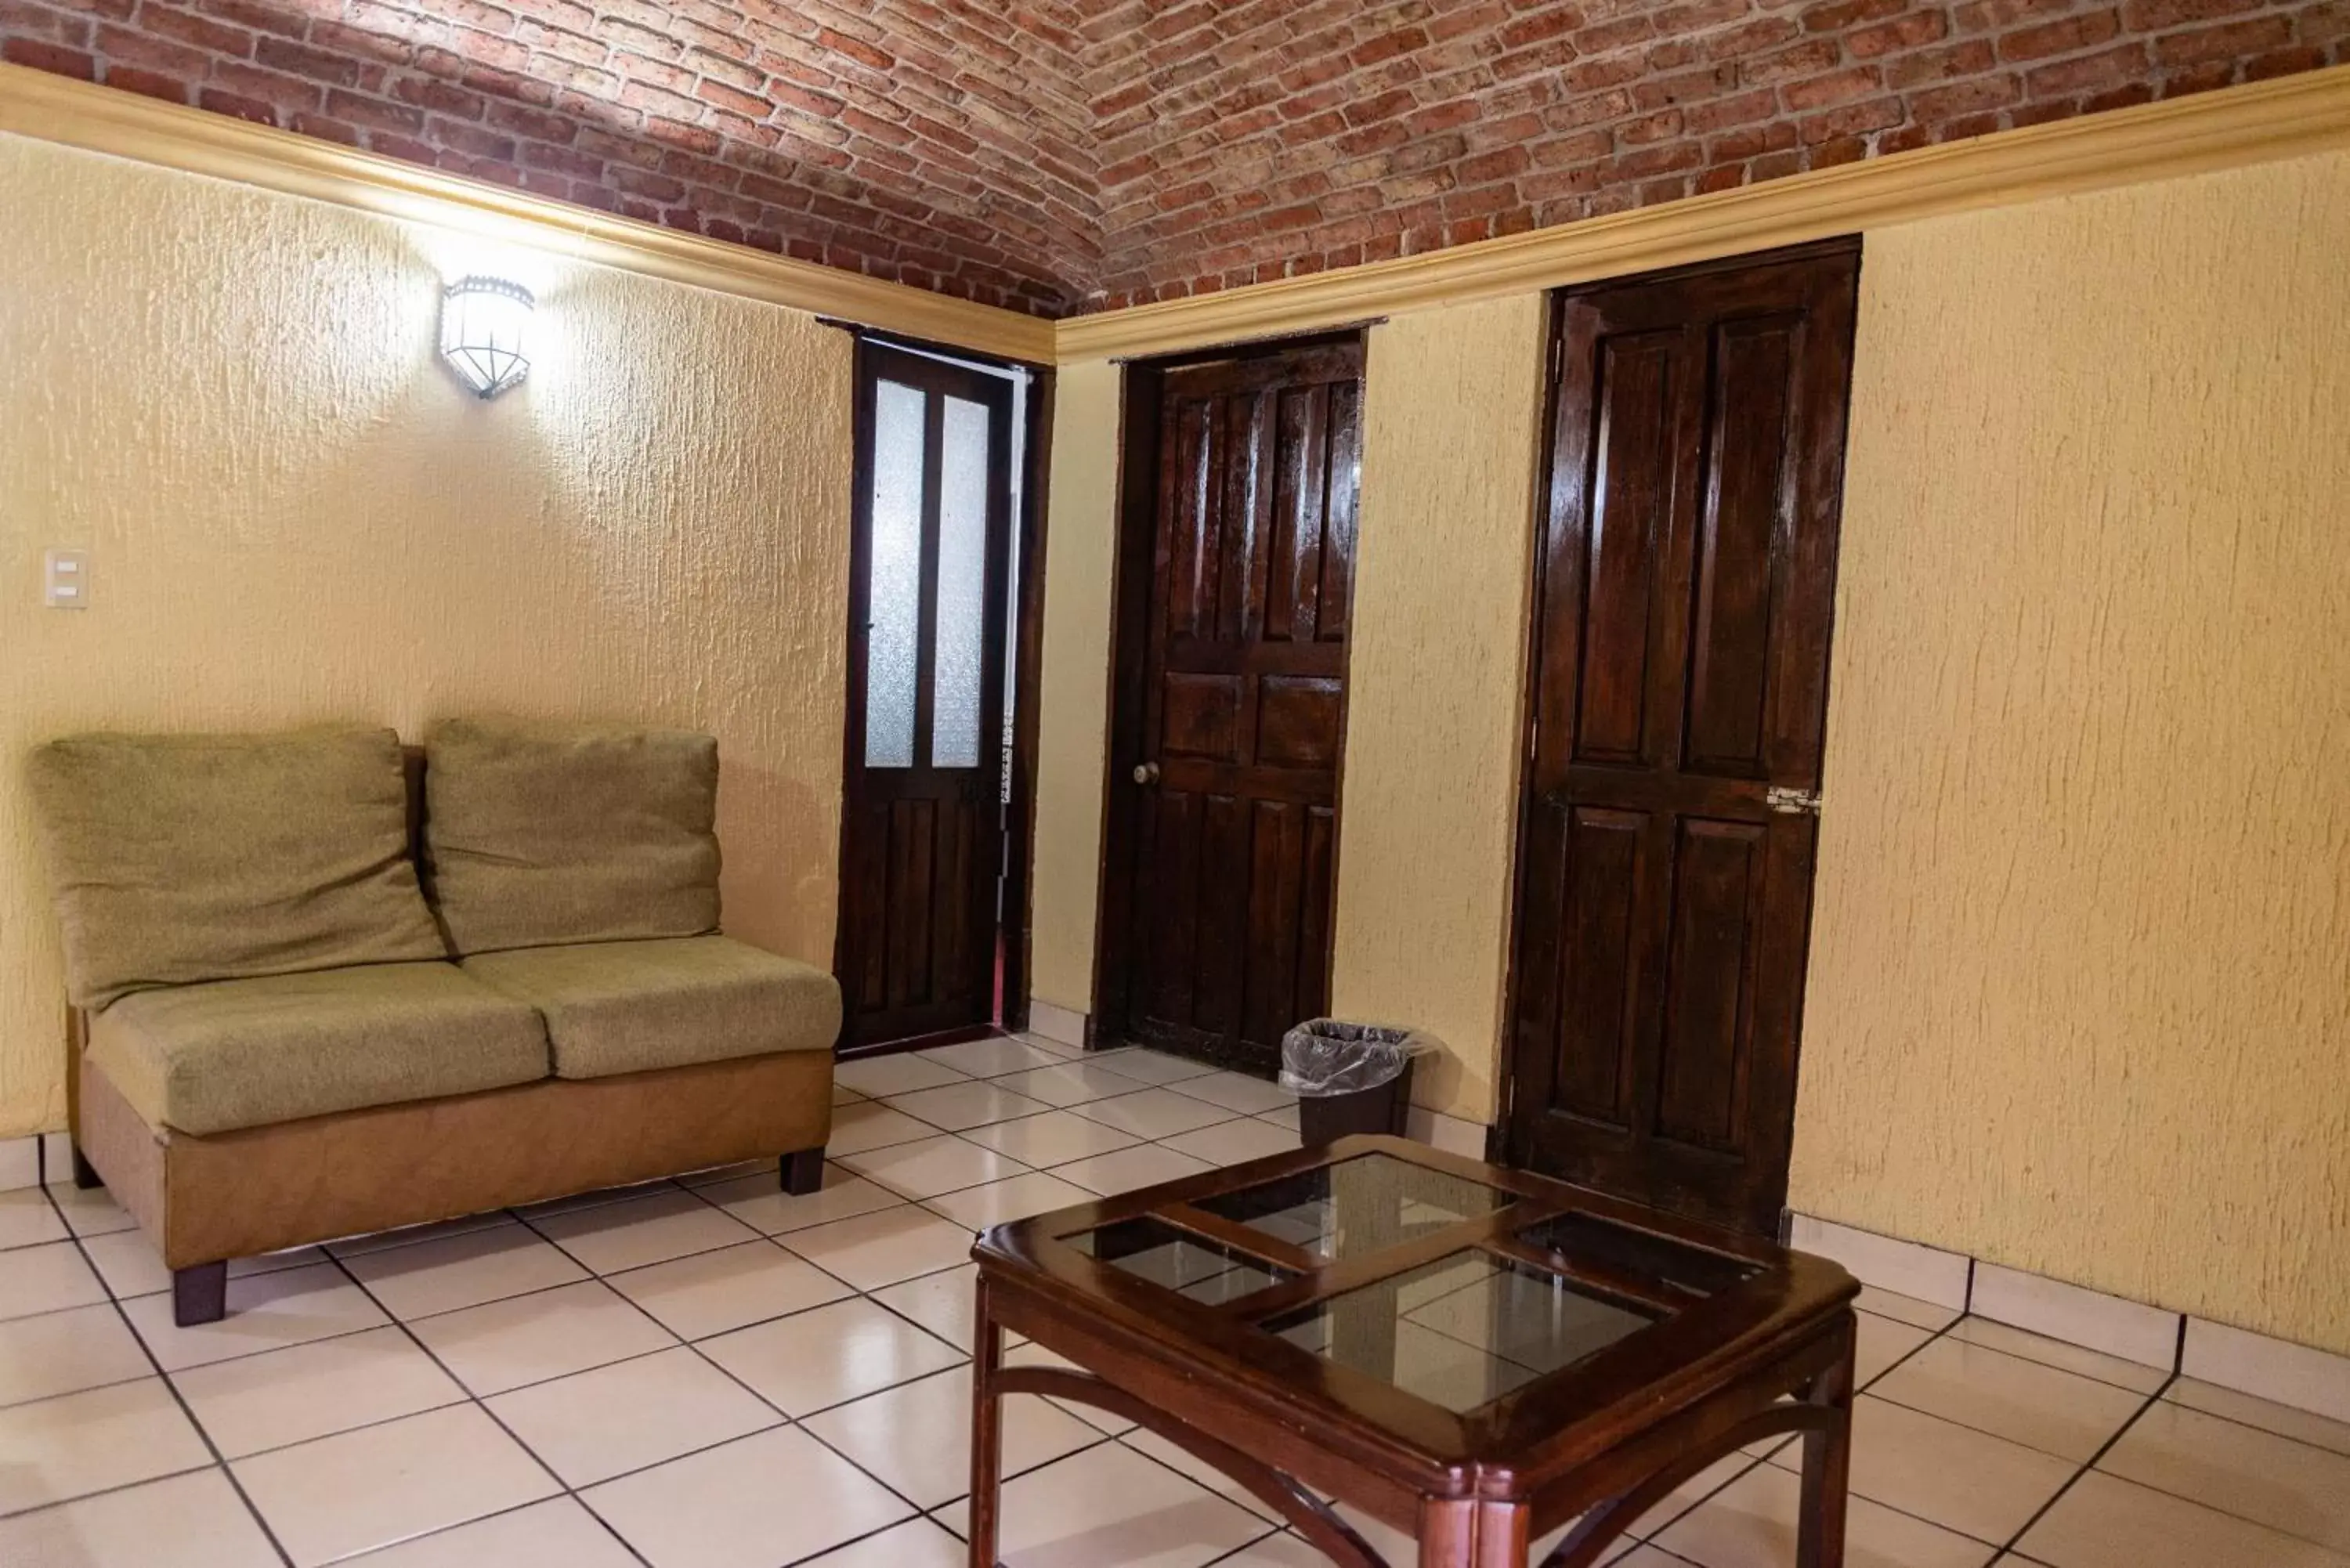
<box><xmin>3</xmin><ymin>0</ymin><xmax>2342</xmax><ymax>317</ymax></box>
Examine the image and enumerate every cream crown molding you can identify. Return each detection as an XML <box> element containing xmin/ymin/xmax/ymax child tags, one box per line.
<box><xmin>1055</xmin><ymin>63</ymin><xmax>2350</xmax><ymax>362</ymax></box>
<box><xmin>4</xmin><ymin>60</ymin><xmax>2346</xmax><ymax>367</ymax></box>
<box><xmin>0</xmin><ymin>61</ymin><xmax>1058</xmax><ymax>365</ymax></box>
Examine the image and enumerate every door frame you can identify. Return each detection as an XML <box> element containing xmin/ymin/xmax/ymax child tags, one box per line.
<box><xmin>833</xmin><ymin>329</ymin><xmax>1055</xmax><ymax>1058</ymax></box>
<box><xmin>1489</xmin><ymin>238</ymin><xmax>1863</xmax><ymax>1223</ymax></box>
<box><xmin>1087</xmin><ymin>330</ymin><xmax>1368</xmax><ymax>1065</ymax></box>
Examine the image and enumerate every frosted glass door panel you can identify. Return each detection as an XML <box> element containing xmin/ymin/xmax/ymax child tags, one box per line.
<box><xmin>866</xmin><ymin>379</ymin><xmax>925</xmax><ymax>768</ymax></box>
<box><xmin>931</xmin><ymin>395</ymin><xmax>992</xmax><ymax>768</ymax></box>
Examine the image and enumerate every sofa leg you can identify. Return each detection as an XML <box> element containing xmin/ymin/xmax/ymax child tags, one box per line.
<box><xmin>70</xmin><ymin>1143</ymin><xmax>104</xmax><ymax>1190</ymax></box>
<box><xmin>173</xmin><ymin>1263</ymin><xmax>228</xmax><ymax>1327</ymax></box>
<box><xmin>782</xmin><ymin>1147</ymin><xmax>826</xmax><ymax>1197</ymax></box>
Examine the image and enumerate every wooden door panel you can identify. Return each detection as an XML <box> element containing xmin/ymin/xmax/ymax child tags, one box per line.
<box><xmin>1686</xmin><ymin>315</ymin><xmax>1801</xmax><ymax>778</ymax></box>
<box><xmin>1506</xmin><ymin>244</ymin><xmax>1860</xmax><ymax>1234</ymax></box>
<box><xmin>1108</xmin><ymin>341</ymin><xmax>1364</xmax><ymax>1071</ymax></box>
<box><xmin>1575</xmin><ymin>331</ymin><xmax>1682</xmax><ymax>767</ymax></box>
<box><xmin>837</xmin><ymin>345</ymin><xmax>1015</xmax><ymax>1048</ymax></box>
<box><xmin>1652</xmin><ymin>817</ymin><xmax>1767</xmax><ymax>1153</ymax></box>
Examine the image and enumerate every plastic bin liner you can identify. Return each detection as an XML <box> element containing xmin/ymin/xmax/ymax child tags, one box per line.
<box><xmin>1278</xmin><ymin>1019</ymin><xmax>1441</xmax><ymax>1097</ymax></box>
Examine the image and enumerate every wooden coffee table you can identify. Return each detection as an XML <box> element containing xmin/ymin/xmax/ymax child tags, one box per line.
<box><xmin>968</xmin><ymin>1135</ymin><xmax>1857</xmax><ymax>1567</ymax></box>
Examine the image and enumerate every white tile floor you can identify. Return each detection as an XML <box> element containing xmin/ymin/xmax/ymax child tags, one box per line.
<box><xmin>2</xmin><ymin>1033</ymin><xmax>2348</xmax><ymax>1566</ymax></box>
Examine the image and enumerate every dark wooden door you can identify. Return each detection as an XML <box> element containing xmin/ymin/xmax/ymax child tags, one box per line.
<box><xmin>1101</xmin><ymin>340</ymin><xmax>1364</xmax><ymax>1072</ymax></box>
<box><xmin>1502</xmin><ymin>242</ymin><xmax>1860</xmax><ymax>1235</ymax></box>
<box><xmin>838</xmin><ymin>342</ymin><xmax>1016</xmax><ymax>1049</ymax></box>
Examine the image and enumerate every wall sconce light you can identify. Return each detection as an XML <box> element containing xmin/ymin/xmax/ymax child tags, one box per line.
<box><xmin>439</xmin><ymin>276</ymin><xmax>533</xmax><ymax>398</ymax></box>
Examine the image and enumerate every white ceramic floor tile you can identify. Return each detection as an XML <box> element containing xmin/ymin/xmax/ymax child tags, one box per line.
<box><xmin>804</xmin><ymin>1364</ymin><xmax>1104</xmax><ymax>1507</ymax></box>
<box><xmin>0</xmin><ymin>1378</ymin><xmax>212</xmax><ymax>1516</ymax></box>
<box><xmin>1817</xmin><ymin>1396</ymin><xmax>2074</xmax><ymax>1545</ymax></box>
<box><xmin>77</xmin><ymin>1227</ymin><xmax>175</xmax><ymax>1299</ymax></box>
<box><xmin>781</xmin><ymin>1204</ymin><xmax>978</xmax><ymax>1291</ymax></box>
<box><xmin>122</xmin><ymin>1263</ymin><xmax>390</xmax><ymax>1372</ymax></box>
<box><xmin>604</xmin><ymin>1237</ymin><xmax>850</xmax><ymax>1340</ymax></box>
<box><xmin>0</xmin><ymin>1189</ymin><xmax>70</xmax><ymax>1250</ymax></box>
<box><xmin>700</xmin><ymin>1166</ymin><xmax>904</xmax><ymax>1235</ymax></box>
<box><xmin>582</xmin><ymin>1425</ymin><xmax>913</xmax><ymax>1568</ymax></box>
<box><xmin>1159</xmin><ymin>1116</ymin><xmax>1301</xmax><ymax>1167</ymax></box>
<box><xmin>1657</xmin><ymin>1458</ymin><xmax>1995</xmax><ymax>1567</ymax></box>
<box><xmin>343</xmin><ymin>1495</ymin><xmax>644</xmax><ymax>1566</ymax></box>
<box><xmin>2099</xmin><ymin>1396</ymin><xmax>2350</xmax><ymax>1552</ymax></box>
<box><xmin>1084</xmin><ymin>1048</ymin><xmax>1223</xmax><ymax>1086</ymax></box>
<box><xmin>1854</xmin><ymin>1308</ymin><xmax>1935</xmax><ymax>1389</ymax></box>
<box><xmin>405</xmin><ymin>1279</ymin><xmax>675</xmax><ymax>1397</ymax></box>
<box><xmin>870</xmin><ymin>1263</ymin><xmax>978</xmax><ymax>1353</ymax></box>
<box><xmin>1119</xmin><ymin>1426</ymin><xmax>1280</xmax><ymax>1521</ymax></box>
<box><xmin>512</xmin><ymin>1179</ymin><xmax>682</xmax><ymax>1221</ymax></box>
<box><xmin>1069</xmin><ymin>1088</ymin><xmax>1239</xmax><ymax>1140</ymax></box>
<box><xmin>1003</xmin><ymin>1342</ymin><xmax>1137</xmax><ymax>1434</ymax></box>
<box><xmin>2019</xmin><ymin>1468</ymin><xmax>2350</xmax><ymax>1568</ymax></box>
<box><xmin>1254</xmin><ymin>1104</ymin><xmax>1303</xmax><ymax>1133</ymax></box>
<box><xmin>530</xmin><ymin>1187</ymin><xmax>762</xmax><ymax>1274</ymax></box>
<box><xmin>0</xmin><ymin>1301</ymin><xmax>151</xmax><ymax>1407</ymax></box>
<box><xmin>1945</xmin><ymin>1314</ymin><xmax>2170</xmax><ymax>1394</ymax></box>
<box><xmin>0</xmin><ymin>1240</ymin><xmax>107</xmax><ymax>1321</ymax></box>
<box><xmin>826</xmin><ymin>1100</ymin><xmax>947</xmax><ymax>1155</ymax></box>
<box><xmin>1166</xmin><ymin>1070</ymin><xmax>1296</xmax><ymax>1116</ymax></box>
<box><xmin>837</xmin><ymin>1134</ymin><xmax>1030</xmax><ymax>1200</ymax></box>
<box><xmin>924</xmin><ymin>1171</ymin><xmax>1094</xmax><ymax>1232</ymax></box>
<box><xmin>44</xmin><ymin>1184</ymin><xmax>139</xmax><ymax>1239</ymax></box>
<box><xmin>0</xmin><ymin>1465</ymin><xmax>280</xmax><ymax>1567</ymax></box>
<box><xmin>2167</xmin><ymin>1376</ymin><xmax>2350</xmax><ymax>1458</ymax></box>
<box><xmin>699</xmin><ymin>1296</ymin><xmax>963</xmax><ymax>1416</ymax></box>
<box><xmin>1050</xmin><ymin>1143</ymin><xmax>1215</xmax><ymax>1196</ymax></box>
<box><xmin>232</xmin><ymin>1402</ymin><xmax>559</xmax><ymax>1568</ymax></box>
<box><xmin>1206</xmin><ymin>1532</ymin><xmax>1339</xmax><ymax>1566</ymax></box>
<box><xmin>883</xmin><ymin>1082</ymin><xmax>1055</xmax><ymax>1133</ymax></box>
<box><xmin>1870</xmin><ymin>1335</ymin><xmax>2148</xmax><ymax>1461</ymax></box>
<box><xmin>917</xmin><ymin>1036</ymin><xmax>1069</xmax><ymax>1078</ymax></box>
<box><xmin>324</xmin><ymin>1210</ymin><xmax>513</xmax><ymax>1259</ymax></box>
<box><xmin>962</xmin><ymin>1109</ymin><xmax>1144</xmax><ymax>1166</ymax></box>
<box><xmin>986</xmin><ymin>1061</ymin><xmax>1163</xmax><ymax>1109</ymax></box>
<box><xmin>487</xmin><ymin>1345</ymin><xmax>780</xmax><ymax>1487</ymax></box>
<box><xmin>171</xmin><ymin>1323</ymin><xmax>465</xmax><ymax>1458</ymax></box>
<box><xmin>341</xmin><ymin>1223</ymin><xmax>588</xmax><ymax>1321</ymax></box>
<box><xmin>835</xmin><ymin>1053</ymin><xmax>974</xmax><ymax>1097</ymax></box>
<box><xmin>984</xmin><ymin>1440</ymin><xmax>1267</xmax><ymax>1568</ymax></box>
<box><xmin>679</xmin><ymin>1158</ymin><xmax>784</xmax><ymax>1187</ymax></box>
<box><xmin>833</xmin><ymin>1083</ymin><xmax>866</xmax><ymax>1104</ymax></box>
<box><xmin>801</xmin><ymin>1515</ymin><xmax>967</xmax><ymax>1567</ymax></box>
<box><xmin>1854</xmin><ymin>1285</ymin><xmax>1961</xmax><ymax>1331</ymax></box>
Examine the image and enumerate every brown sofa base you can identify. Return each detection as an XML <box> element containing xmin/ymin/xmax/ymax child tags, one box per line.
<box><xmin>76</xmin><ymin>1048</ymin><xmax>833</xmax><ymax>1271</ymax></box>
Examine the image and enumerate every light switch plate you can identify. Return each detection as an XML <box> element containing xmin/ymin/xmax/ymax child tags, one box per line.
<box><xmin>44</xmin><ymin>547</ymin><xmax>89</xmax><ymax>609</ymax></box>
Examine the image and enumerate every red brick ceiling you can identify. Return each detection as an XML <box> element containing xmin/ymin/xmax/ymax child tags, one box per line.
<box><xmin>4</xmin><ymin>0</ymin><xmax>2341</xmax><ymax>316</ymax></box>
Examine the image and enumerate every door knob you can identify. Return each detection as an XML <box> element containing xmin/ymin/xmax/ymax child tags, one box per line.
<box><xmin>1132</xmin><ymin>761</ymin><xmax>1161</xmax><ymax>786</ymax></box>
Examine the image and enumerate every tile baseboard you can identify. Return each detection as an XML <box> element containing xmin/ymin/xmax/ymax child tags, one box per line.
<box><xmin>0</xmin><ymin>1133</ymin><xmax>38</xmax><ymax>1190</ymax></box>
<box><xmin>1789</xmin><ymin>1210</ymin><xmax>2350</xmax><ymax>1425</ymax></box>
<box><xmin>1403</xmin><ymin>1106</ymin><xmax>1487</xmax><ymax>1160</ymax></box>
<box><xmin>1024</xmin><ymin>1000</ymin><xmax>1087</xmax><ymax>1050</ymax></box>
<box><xmin>1969</xmin><ymin>1260</ymin><xmax>2181</xmax><ymax>1371</ymax></box>
<box><xmin>1788</xmin><ymin>1215</ymin><xmax>1972</xmax><ymax>1310</ymax></box>
<box><xmin>2184</xmin><ymin>1317</ymin><xmax>2350</xmax><ymax>1427</ymax></box>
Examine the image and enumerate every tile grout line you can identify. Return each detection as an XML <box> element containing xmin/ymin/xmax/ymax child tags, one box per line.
<box><xmin>1988</xmin><ymin>1364</ymin><xmax>2180</xmax><ymax>1563</ymax></box>
<box><xmin>33</xmin><ymin>1178</ymin><xmax>302</xmax><ymax>1568</ymax></box>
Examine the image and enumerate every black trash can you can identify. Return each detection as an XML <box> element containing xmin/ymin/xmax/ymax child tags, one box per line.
<box><xmin>1280</xmin><ymin>1020</ymin><xmax>1438</xmax><ymax>1146</ymax></box>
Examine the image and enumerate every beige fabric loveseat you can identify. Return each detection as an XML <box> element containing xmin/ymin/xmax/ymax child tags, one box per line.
<box><xmin>27</xmin><ymin>719</ymin><xmax>841</xmax><ymax>1325</ymax></box>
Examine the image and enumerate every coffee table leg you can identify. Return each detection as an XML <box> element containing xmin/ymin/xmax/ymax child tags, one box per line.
<box><xmin>1416</xmin><ymin>1498</ymin><xmax>1530</xmax><ymax>1567</ymax></box>
<box><xmin>1797</xmin><ymin>1315</ymin><xmax>1856</xmax><ymax>1568</ymax></box>
<box><xmin>969</xmin><ymin>1281</ymin><xmax>1003</xmax><ymax>1568</ymax></box>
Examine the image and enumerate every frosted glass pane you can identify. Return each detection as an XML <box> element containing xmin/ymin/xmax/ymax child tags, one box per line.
<box><xmin>931</xmin><ymin>395</ymin><xmax>991</xmax><ymax>768</ymax></box>
<box><xmin>866</xmin><ymin>380</ymin><xmax>924</xmax><ymax>769</ymax></box>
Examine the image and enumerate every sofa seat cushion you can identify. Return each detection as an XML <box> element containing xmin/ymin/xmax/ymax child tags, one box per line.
<box><xmin>460</xmin><ymin>936</ymin><xmax>841</xmax><ymax>1081</ymax></box>
<box><xmin>86</xmin><ymin>962</ymin><xmax>551</xmax><ymax>1136</ymax></box>
<box><xmin>27</xmin><ymin>728</ymin><xmax>446</xmax><ymax>1009</ymax></box>
<box><xmin>423</xmin><ymin>717</ymin><xmax>721</xmax><ymax>956</ymax></box>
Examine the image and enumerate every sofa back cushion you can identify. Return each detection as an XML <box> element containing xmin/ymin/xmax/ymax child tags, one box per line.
<box><xmin>26</xmin><ymin>727</ymin><xmax>446</xmax><ymax>1009</ymax></box>
<box><xmin>423</xmin><ymin>717</ymin><xmax>720</xmax><ymax>956</ymax></box>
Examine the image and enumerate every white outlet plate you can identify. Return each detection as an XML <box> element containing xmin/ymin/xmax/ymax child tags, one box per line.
<box><xmin>44</xmin><ymin>547</ymin><xmax>89</xmax><ymax>609</ymax></box>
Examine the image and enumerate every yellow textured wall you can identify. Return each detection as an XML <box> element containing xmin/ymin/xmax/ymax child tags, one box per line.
<box><xmin>1331</xmin><ymin>295</ymin><xmax>1549</xmax><ymax>1122</ymax></box>
<box><xmin>0</xmin><ymin>136</ymin><xmax>853</xmax><ymax>1138</ymax></box>
<box><xmin>1792</xmin><ymin>150</ymin><xmax>2350</xmax><ymax>1353</ymax></box>
<box><xmin>1027</xmin><ymin>358</ymin><xmax>1123</xmax><ymax>1016</ymax></box>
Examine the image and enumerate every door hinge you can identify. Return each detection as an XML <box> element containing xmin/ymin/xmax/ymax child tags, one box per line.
<box><xmin>1766</xmin><ymin>786</ymin><xmax>1823</xmax><ymax>816</ymax></box>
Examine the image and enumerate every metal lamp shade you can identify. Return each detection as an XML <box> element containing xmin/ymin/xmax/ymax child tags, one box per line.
<box><xmin>439</xmin><ymin>276</ymin><xmax>533</xmax><ymax>398</ymax></box>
